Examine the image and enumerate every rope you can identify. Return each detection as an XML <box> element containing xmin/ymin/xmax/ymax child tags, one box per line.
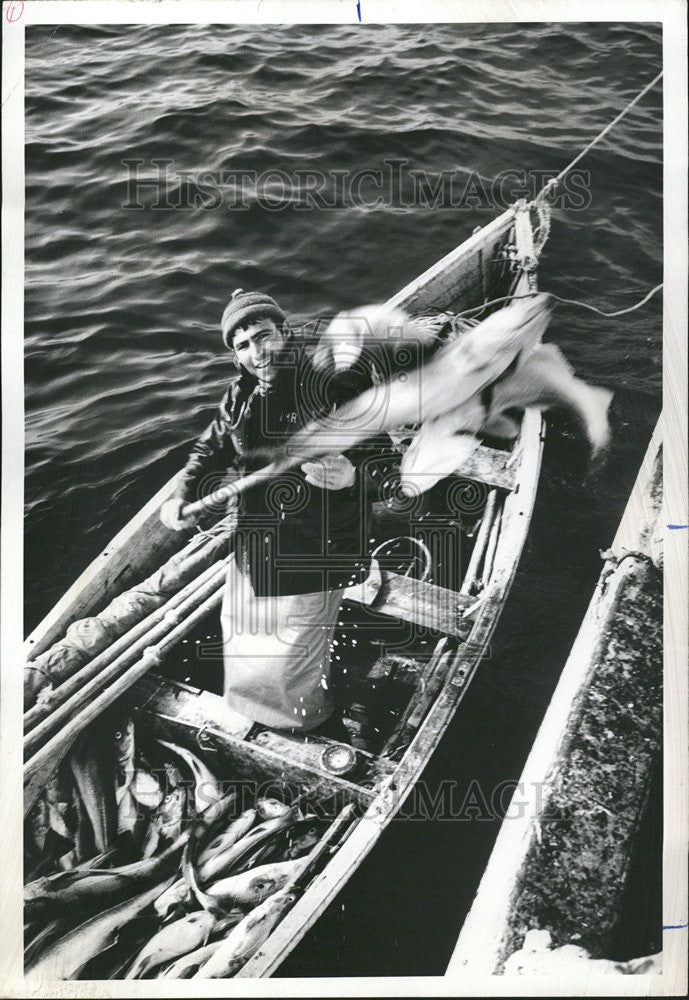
<box><xmin>455</xmin><ymin>283</ymin><xmax>662</xmax><ymax>320</ymax></box>
<box><xmin>535</xmin><ymin>70</ymin><xmax>663</xmax><ymax>200</ymax></box>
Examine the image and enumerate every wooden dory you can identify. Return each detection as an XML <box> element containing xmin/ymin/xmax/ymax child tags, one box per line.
<box><xmin>447</xmin><ymin>419</ymin><xmax>663</xmax><ymax>976</ymax></box>
<box><xmin>25</xmin><ymin>202</ymin><xmax>547</xmax><ymax>977</ymax></box>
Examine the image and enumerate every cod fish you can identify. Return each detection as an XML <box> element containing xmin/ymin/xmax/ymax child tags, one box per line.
<box><xmin>114</xmin><ymin>719</ymin><xmax>136</xmax><ymax>802</ymax></box>
<box><xmin>126</xmin><ymin>909</ymin><xmax>217</xmax><ymax>979</ymax></box>
<box><xmin>142</xmin><ymin>785</ymin><xmax>186</xmax><ymax>859</ymax></box>
<box><xmin>196</xmin><ymin>808</ymin><xmax>298</xmax><ymax>886</ymax></box>
<box><xmin>129</xmin><ymin>767</ymin><xmax>163</xmax><ymax>810</ymax></box>
<box><xmin>192</xmin><ymin>886</ymin><xmax>299</xmax><ymax>979</ymax></box>
<box><xmin>24</xmin><ymin>824</ymin><xmax>191</xmax><ymax>919</ymax></box>
<box><xmin>157</xmin><ymin>738</ymin><xmax>223</xmax><ymax>814</ymax></box>
<box><xmin>399</xmin><ymin>342</ymin><xmax>612</xmax><ymax>495</ymax></box>
<box><xmin>273</xmin><ymin>294</ymin><xmax>552</xmax><ymax>466</ymax></box>
<box><xmin>312</xmin><ymin>305</ymin><xmax>437</xmax><ymax>373</ymax></box>
<box><xmin>25</xmin><ymin>876</ymin><xmax>175</xmax><ymax>982</ymax></box>
<box><xmin>199</xmin><ymin>807</ymin><xmax>257</xmax><ymax>862</ymax></box>
<box><xmin>153</xmin><ymin>877</ymin><xmax>189</xmax><ymax>920</ymax></box>
<box><xmin>158</xmin><ymin>939</ymin><xmax>226</xmax><ymax>979</ymax></box>
<box><xmin>205</xmin><ymin>858</ymin><xmax>305</xmax><ymax>908</ymax></box>
<box><xmin>487</xmin><ymin>342</ymin><xmax>613</xmax><ymax>454</ymax></box>
<box><xmin>69</xmin><ymin>731</ymin><xmax>118</xmax><ymax>855</ymax></box>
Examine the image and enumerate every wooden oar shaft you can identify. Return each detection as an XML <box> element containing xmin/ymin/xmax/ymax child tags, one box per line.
<box><xmin>24</xmin><ymin>556</ymin><xmax>228</xmax><ymax>736</ymax></box>
<box><xmin>24</xmin><ymin>563</ymin><xmax>228</xmax><ymax>759</ymax></box>
<box><xmin>181</xmin><ymin>463</ymin><xmax>282</xmax><ymax>519</ymax></box>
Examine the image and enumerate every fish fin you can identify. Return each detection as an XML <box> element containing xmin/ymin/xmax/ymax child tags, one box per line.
<box><xmin>578</xmin><ymin>383</ymin><xmax>613</xmax><ymax>454</ymax></box>
<box><xmin>400</xmin><ymin>430</ymin><xmax>480</xmax><ymax>495</ymax></box>
<box><xmin>482</xmin><ymin>413</ymin><xmax>520</xmax><ymax>440</ymax></box>
<box><xmin>533</xmin><ymin>342</ymin><xmax>575</xmax><ymax>375</ymax></box>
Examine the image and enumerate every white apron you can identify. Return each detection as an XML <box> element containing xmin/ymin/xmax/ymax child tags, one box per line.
<box><xmin>220</xmin><ymin>558</ymin><xmax>344</xmax><ymax>730</ymax></box>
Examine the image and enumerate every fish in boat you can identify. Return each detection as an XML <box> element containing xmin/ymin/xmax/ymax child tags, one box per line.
<box><xmin>152</xmin><ymin>877</ymin><xmax>189</xmax><ymax>920</ymax></box>
<box><xmin>200</xmin><ymin>806</ymin><xmax>257</xmax><ymax>861</ymax></box>
<box><xmin>195</xmin><ymin>809</ymin><xmax>299</xmax><ymax>886</ymax></box>
<box><xmin>152</xmin><ymin>806</ymin><xmax>283</xmax><ymax>918</ymax></box>
<box><xmin>114</xmin><ymin>719</ymin><xmax>136</xmax><ymax>801</ymax></box>
<box><xmin>142</xmin><ymin>785</ymin><xmax>186</xmax><ymax>858</ymax></box>
<box><xmin>25</xmin><ymin>833</ymin><xmax>185</xmax><ymax>919</ymax></box>
<box><xmin>255</xmin><ymin>797</ymin><xmax>294</xmax><ymax>820</ymax></box>
<box><xmin>28</xmin><ymin>796</ymin><xmax>50</xmax><ymax>855</ymax></box>
<box><xmin>25</xmin><ymin>876</ymin><xmax>175</xmax><ymax>981</ymax></box>
<box><xmin>69</xmin><ymin>731</ymin><xmax>118</xmax><ymax>855</ymax></box>
<box><xmin>156</xmin><ymin>738</ymin><xmax>224</xmax><ymax>813</ymax></box>
<box><xmin>129</xmin><ymin>767</ymin><xmax>164</xmax><ymax>810</ymax></box>
<box><xmin>191</xmin><ymin>886</ymin><xmax>300</xmax><ymax>979</ymax></box>
<box><xmin>24</xmin><ymin>917</ymin><xmax>67</xmax><ymax>969</ymax></box>
<box><xmin>45</xmin><ymin>770</ymin><xmax>76</xmax><ymax>844</ymax></box>
<box><xmin>204</xmin><ymin>858</ymin><xmax>305</xmax><ymax>908</ymax></box>
<box><xmin>282</xmin><ymin>819</ymin><xmax>323</xmax><ymax>859</ymax></box>
<box><xmin>125</xmin><ymin>909</ymin><xmax>217</xmax><ymax>979</ymax></box>
<box><xmin>158</xmin><ymin>939</ymin><xmax>226</xmax><ymax>979</ymax></box>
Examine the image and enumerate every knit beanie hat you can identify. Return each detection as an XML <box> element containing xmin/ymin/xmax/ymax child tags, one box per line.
<box><xmin>221</xmin><ymin>288</ymin><xmax>286</xmax><ymax>348</ymax></box>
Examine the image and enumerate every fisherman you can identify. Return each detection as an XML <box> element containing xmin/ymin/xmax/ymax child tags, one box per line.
<box><xmin>160</xmin><ymin>289</ymin><xmax>384</xmax><ymax>736</ymax></box>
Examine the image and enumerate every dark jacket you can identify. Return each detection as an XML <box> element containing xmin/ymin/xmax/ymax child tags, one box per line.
<box><xmin>174</xmin><ymin>346</ymin><xmax>393</xmax><ymax>596</ymax></box>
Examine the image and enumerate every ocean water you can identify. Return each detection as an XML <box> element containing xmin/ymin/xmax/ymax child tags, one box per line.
<box><xmin>24</xmin><ymin>21</ymin><xmax>662</xmax><ymax>975</ymax></box>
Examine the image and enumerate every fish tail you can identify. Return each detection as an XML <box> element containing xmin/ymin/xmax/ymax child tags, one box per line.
<box><xmin>578</xmin><ymin>382</ymin><xmax>613</xmax><ymax>454</ymax></box>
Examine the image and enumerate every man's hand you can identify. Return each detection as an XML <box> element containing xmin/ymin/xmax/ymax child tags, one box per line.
<box><xmin>301</xmin><ymin>453</ymin><xmax>356</xmax><ymax>491</ymax></box>
<box><xmin>160</xmin><ymin>497</ymin><xmax>196</xmax><ymax>531</ymax></box>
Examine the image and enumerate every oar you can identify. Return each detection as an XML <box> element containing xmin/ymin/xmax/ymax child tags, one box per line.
<box><xmin>181</xmin><ymin>462</ymin><xmax>284</xmax><ymax>520</ymax></box>
<box><xmin>24</xmin><ymin>580</ymin><xmax>226</xmax><ymax>810</ymax></box>
<box><xmin>24</xmin><ymin>556</ymin><xmax>229</xmax><ymax>735</ymax></box>
<box><xmin>24</xmin><ymin>557</ymin><xmax>230</xmax><ymax>756</ymax></box>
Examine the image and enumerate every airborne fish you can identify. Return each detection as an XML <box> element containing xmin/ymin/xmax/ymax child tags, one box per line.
<box><xmin>271</xmin><ymin>294</ymin><xmax>552</xmax><ymax>467</ymax></box>
<box><xmin>487</xmin><ymin>342</ymin><xmax>613</xmax><ymax>454</ymax></box>
<box><xmin>399</xmin><ymin>340</ymin><xmax>612</xmax><ymax>495</ymax></box>
<box><xmin>312</xmin><ymin>305</ymin><xmax>437</xmax><ymax>373</ymax></box>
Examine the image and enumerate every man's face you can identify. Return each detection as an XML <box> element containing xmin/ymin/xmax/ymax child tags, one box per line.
<box><xmin>232</xmin><ymin>319</ymin><xmax>283</xmax><ymax>384</ymax></box>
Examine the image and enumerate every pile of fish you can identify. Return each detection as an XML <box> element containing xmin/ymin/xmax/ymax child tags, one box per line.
<box><xmin>24</xmin><ymin>717</ymin><xmax>330</xmax><ymax>980</ymax></box>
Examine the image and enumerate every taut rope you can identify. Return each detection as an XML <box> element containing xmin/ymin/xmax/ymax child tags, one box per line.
<box><xmin>535</xmin><ymin>70</ymin><xmax>662</xmax><ymax>201</ymax></box>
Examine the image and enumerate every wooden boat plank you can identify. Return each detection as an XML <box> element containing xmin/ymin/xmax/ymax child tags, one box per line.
<box><xmin>453</xmin><ymin>444</ymin><xmax>516</xmax><ymax>491</ymax></box>
<box><xmin>253</xmin><ymin>729</ymin><xmax>397</xmax><ymax>786</ymax></box>
<box><xmin>447</xmin><ymin>421</ymin><xmax>662</xmax><ymax>976</ymax></box>
<box><xmin>344</xmin><ymin>570</ymin><xmax>474</xmax><ymax>637</ymax></box>
<box><xmin>129</xmin><ymin>674</ymin><xmax>380</xmax><ymax>807</ymax></box>
<box><xmin>387</xmin><ymin>208</ymin><xmax>515</xmax><ymax>313</ymax></box>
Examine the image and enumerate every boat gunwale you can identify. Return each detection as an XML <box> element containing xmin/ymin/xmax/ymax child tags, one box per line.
<box><xmin>446</xmin><ymin>420</ymin><xmax>663</xmax><ymax>977</ymax></box>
